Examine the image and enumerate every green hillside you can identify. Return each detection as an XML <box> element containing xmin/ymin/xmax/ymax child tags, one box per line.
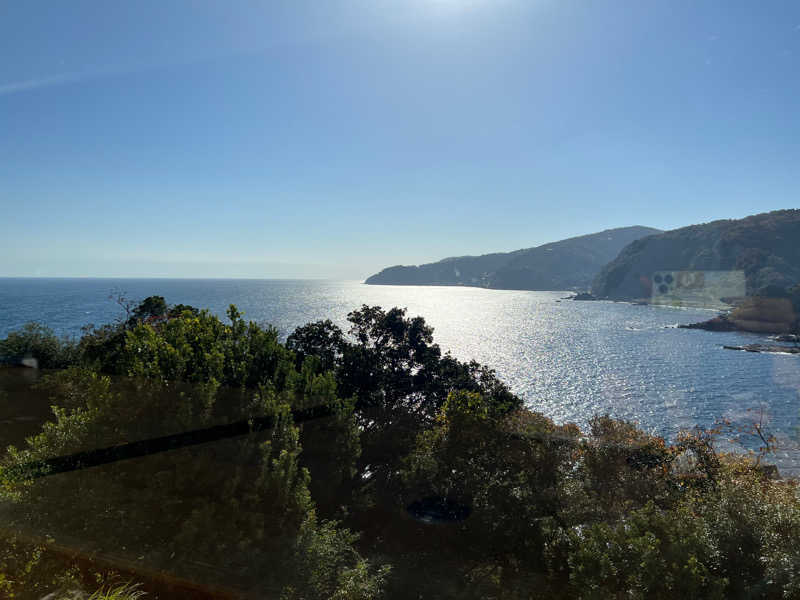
<box><xmin>365</xmin><ymin>226</ymin><xmax>661</xmax><ymax>291</ymax></box>
<box><xmin>592</xmin><ymin>210</ymin><xmax>800</xmax><ymax>300</ymax></box>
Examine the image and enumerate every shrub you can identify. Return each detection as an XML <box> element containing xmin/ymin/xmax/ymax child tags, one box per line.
<box><xmin>0</xmin><ymin>322</ymin><xmax>79</xmax><ymax>369</ymax></box>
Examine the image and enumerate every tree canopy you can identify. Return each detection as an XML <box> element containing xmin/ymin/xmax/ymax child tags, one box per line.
<box><xmin>0</xmin><ymin>296</ymin><xmax>798</xmax><ymax>598</ymax></box>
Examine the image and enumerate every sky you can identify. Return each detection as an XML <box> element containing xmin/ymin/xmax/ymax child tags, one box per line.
<box><xmin>1</xmin><ymin>0</ymin><xmax>799</xmax><ymax>279</ymax></box>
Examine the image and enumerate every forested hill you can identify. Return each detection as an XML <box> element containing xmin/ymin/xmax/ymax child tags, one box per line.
<box><xmin>592</xmin><ymin>210</ymin><xmax>800</xmax><ymax>300</ymax></box>
<box><xmin>365</xmin><ymin>226</ymin><xmax>661</xmax><ymax>291</ymax></box>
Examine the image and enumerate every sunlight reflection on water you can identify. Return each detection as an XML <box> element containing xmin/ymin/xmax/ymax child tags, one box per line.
<box><xmin>2</xmin><ymin>278</ymin><xmax>799</xmax><ymax>473</ymax></box>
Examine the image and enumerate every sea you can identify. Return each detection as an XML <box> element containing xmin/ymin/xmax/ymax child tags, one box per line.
<box><xmin>2</xmin><ymin>277</ymin><xmax>799</xmax><ymax>474</ymax></box>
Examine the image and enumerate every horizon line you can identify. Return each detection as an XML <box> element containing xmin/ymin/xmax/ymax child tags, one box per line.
<box><xmin>0</xmin><ymin>275</ymin><xmax>366</xmax><ymax>282</ymax></box>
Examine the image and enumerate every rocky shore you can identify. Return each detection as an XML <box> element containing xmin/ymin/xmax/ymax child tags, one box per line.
<box><xmin>723</xmin><ymin>344</ymin><xmax>800</xmax><ymax>354</ymax></box>
<box><xmin>771</xmin><ymin>334</ymin><xmax>800</xmax><ymax>343</ymax></box>
<box><xmin>679</xmin><ymin>295</ymin><xmax>798</xmax><ymax>335</ymax></box>
<box><xmin>678</xmin><ymin>315</ymin><xmax>739</xmax><ymax>332</ymax></box>
<box><xmin>566</xmin><ymin>292</ymin><xmax>598</xmax><ymax>301</ymax></box>
<box><xmin>678</xmin><ymin>305</ymin><xmax>799</xmax><ymax>354</ymax></box>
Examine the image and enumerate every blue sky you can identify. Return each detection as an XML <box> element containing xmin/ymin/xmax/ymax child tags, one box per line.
<box><xmin>1</xmin><ymin>0</ymin><xmax>799</xmax><ymax>279</ymax></box>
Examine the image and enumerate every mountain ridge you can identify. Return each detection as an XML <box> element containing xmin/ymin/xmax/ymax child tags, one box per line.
<box><xmin>592</xmin><ymin>210</ymin><xmax>800</xmax><ymax>300</ymax></box>
<box><xmin>365</xmin><ymin>226</ymin><xmax>662</xmax><ymax>291</ymax></box>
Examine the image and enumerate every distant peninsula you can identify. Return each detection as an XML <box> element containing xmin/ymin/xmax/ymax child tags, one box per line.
<box><xmin>365</xmin><ymin>226</ymin><xmax>661</xmax><ymax>291</ymax></box>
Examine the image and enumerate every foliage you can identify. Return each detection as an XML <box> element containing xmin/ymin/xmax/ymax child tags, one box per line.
<box><xmin>78</xmin><ymin>323</ymin><xmax>128</xmax><ymax>373</ymax></box>
<box><xmin>400</xmin><ymin>400</ymin><xmax>800</xmax><ymax>599</ymax></box>
<box><xmin>117</xmin><ymin>304</ymin><xmax>293</xmax><ymax>389</ymax></box>
<box><xmin>286</xmin><ymin>319</ymin><xmax>345</xmax><ymax>372</ymax></box>
<box><xmin>86</xmin><ymin>582</ymin><xmax>147</xmax><ymax>600</ymax></box>
<box><xmin>559</xmin><ymin>458</ymin><xmax>800</xmax><ymax>599</ymax></box>
<box><xmin>0</xmin><ymin>322</ymin><xmax>79</xmax><ymax>369</ymax></box>
<box><xmin>0</xmin><ymin>532</ymin><xmax>80</xmax><ymax>599</ymax></box>
<box><xmin>167</xmin><ymin>303</ymin><xmax>200</xmax><ymax>318</ymax></box>
<box><xmin>0</xmin><ymin>531</ymin><xmax>147</xmax><ymax>600</ymax></box>
<box><xmin>565</xmin><ymin>502</ymin><xmax>727</xmax><ymax>600</ymax></box>
<box><xmin>284</xmin><ymin>515</ymin><xmax>390</xmax><ymax>600</ymax></box>
<box><xmin>131</xmin><ymin>296</ymin><xmax>167</xmax><ymax>321</ymax></box>
<box><xmin>2</xmin><ymin>299</ymin><xmax>800</xmax><ymax>598</ymax></box>
<box><xmin>1</xmin><ymin>331</ymin><xmax>383</xmax><ymax>597</ymax></box>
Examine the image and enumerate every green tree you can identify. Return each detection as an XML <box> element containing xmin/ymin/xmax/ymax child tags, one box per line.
<box><xmin>0</xmin><ymin>322</ymin><xmax>78</xmax><ymax>369</ymax></box>
<box><xmin>286</xmin><ymin>319</ymin><xmax>345</xmax><ymax>373</ymax></box>
<box><xmin>5</xmin><ymin>299</ymin><xmax>800</xmax><ymax>599</ymax></box>
<box><xmin>131</xmin><ymin>296</ymin><xmax>168</xmax><ymax>321</ymax></box>
<box><xmin>1</xmin><ymin>367</ymin><xmax>385</xmax><ymax>598</ymax></box>
<box><xmin>565</xmin><ymin>502</ymin><xmax>727</xmax><ymax>600</ymax></box>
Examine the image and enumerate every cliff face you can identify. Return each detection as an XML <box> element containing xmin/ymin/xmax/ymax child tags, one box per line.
<box><xmin>365</xmin><ymin>226</ymin><xmax>661</xmax><ymax>291</ymax></box>
<box><xmin>592</xmin><ymin>210</ymin><xmax>800</xmax><ymax>301</ymax></box>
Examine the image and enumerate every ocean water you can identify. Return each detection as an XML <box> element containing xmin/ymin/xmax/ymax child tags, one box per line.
<box><xmin>2</xmin><ymin>277</ymin><xmax>799</xmax><ymax>473</ymax></box>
